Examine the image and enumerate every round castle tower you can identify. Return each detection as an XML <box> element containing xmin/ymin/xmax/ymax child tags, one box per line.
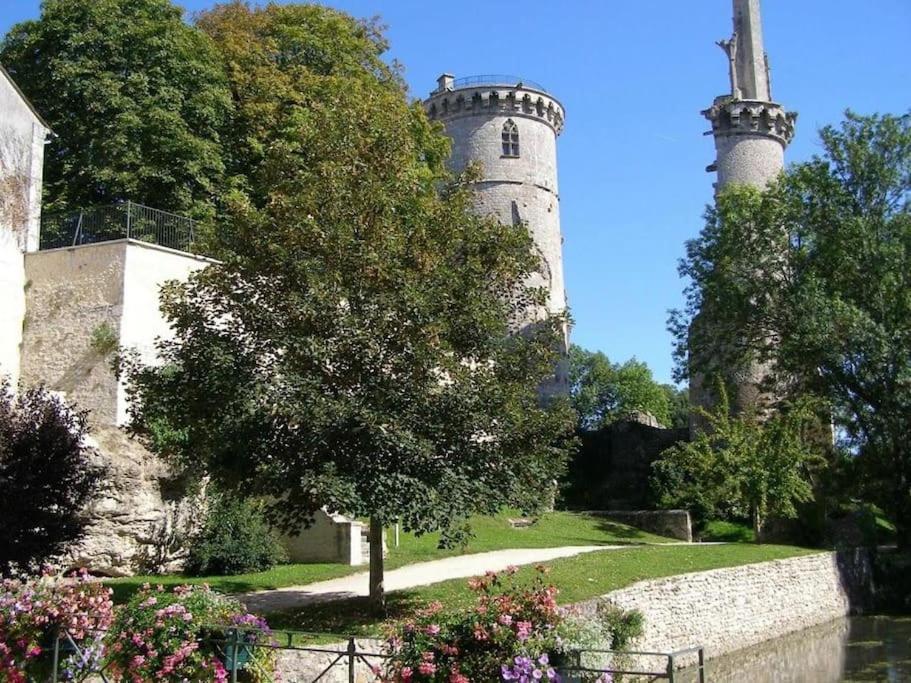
<box><xmin>424</xmin><ymin>74</ymin><xmax>569</xmax><ymax>396</ymax></box>
<box><xmin>692</xmin><ymin>0</ymin><xmax>797</xmax><ymax>422</ymax></box>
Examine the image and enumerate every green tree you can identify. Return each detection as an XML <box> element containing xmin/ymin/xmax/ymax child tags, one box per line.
<box><xmin>660</xmin><ymin>384</ymin><xmax>690</xmax><ymax>430</ymax></box>
<box><xmin>569</xmin><ymin>345</ymin><xmax>671</xmax><ymax>429</ymax></box>
<box><xmin>651</xmin><ymin>381</ymin><xmax>824</xmax><ymax>539</ymax></box>
<box><xmin>671</xmin><ymin>112</ymin><xmax>911</xmax><ymax>543</ymax></box>
<box><xmin>123</xmin><ymin>4</ymin><xmax>573</xmax><ymax>609</ymax></box>
<box><xmin>0</xmin><ymin>0</ymin><xmax>232</xmax><ymax>219</ymax></box>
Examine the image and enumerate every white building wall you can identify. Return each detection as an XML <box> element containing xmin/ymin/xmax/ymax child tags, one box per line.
<box><xmin>117</xmin><ymin>241</ymin><xmax>211</xmax><ymax>425</ymax></box>
<box><xmin>0</xmin><ymin>67</ymin><xmax>50</xmax><ymax>386</ymax></box>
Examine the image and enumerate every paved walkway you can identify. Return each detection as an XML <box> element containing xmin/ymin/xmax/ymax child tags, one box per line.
<box><xmin>240</xmin><ymin>545</ymin><xmax>614</xmax><ymax>613</ymax></box>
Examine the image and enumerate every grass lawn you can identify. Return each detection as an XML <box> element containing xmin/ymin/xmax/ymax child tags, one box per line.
<box><xmin>266</xmin><ymin>543</ymin><xmax>821</xmax><ymax>637</ymax></box>
<box><xmin>106</xmin><ymin>510</ymin><xmax>672</xmax><ymax>602</ymax></box>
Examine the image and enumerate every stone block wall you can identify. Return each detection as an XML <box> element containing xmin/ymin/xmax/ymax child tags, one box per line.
<box><xmin>581</xmin><ymin>550</ymin><xmax>872</xmax><ymax>663</ymax></box>
<box><xmin>582</xmin><ymin>510</ymin><xmax>692</xmax><ymax>542</ymax></box>
<box><xmin>279</xmin><ymin>510</ymin><xmax>369</xmax><ymax>566</ymax></box>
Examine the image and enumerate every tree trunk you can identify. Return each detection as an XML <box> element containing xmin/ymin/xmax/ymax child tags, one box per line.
<box><xmin>752</xmin><ymin>507</ymin><xmax>763</xmax><ymax>544</ymax></box>
<box><xmin>369</xmin><ymin>516</ymin><xmax>385</xmax><ymax>613</ymax></box>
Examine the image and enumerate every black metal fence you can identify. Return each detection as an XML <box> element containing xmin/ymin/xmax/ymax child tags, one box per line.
<box><xmin>39</xmin><ymin>201</ymin><xmax>199</xmax><ymax>253</ymax></box>
<box><xmin>38</xmin><ymin>628</ymin><xmax>705</xmax><ymax>682</ymax></box>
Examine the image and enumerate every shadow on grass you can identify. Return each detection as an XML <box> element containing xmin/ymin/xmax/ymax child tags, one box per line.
<box><xmin>592</xmin><ymin>520</ymin><xmax>653</xmax><ymax>542</ymax></box>
<box><xmin>265</xmin><ymin>591</ymin><xmax>429</xmax><ymax>637</ymax></box>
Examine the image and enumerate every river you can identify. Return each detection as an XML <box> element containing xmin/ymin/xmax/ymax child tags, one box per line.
<box><xmin>701</xmin><ymin>616</ymin><xmax>911</xmax><ymax>682</ymax></box>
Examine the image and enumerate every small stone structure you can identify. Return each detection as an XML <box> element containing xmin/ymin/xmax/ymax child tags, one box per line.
<box><xmin>582</xmin><ymin>510</ymin><xmax>692</xmax><ymax>542</ymax></box>
<box><xmin>279</xmin><ymin>510</ymin><xmax>374</xmax><ymax>567</ymax></box>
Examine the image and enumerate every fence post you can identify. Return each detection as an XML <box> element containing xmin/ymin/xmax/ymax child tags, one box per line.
<box><xmin>667</xmin><ymin>653</ymin><xmax>675</xmax><ymax>683</ymax></box>
<box><xmin>51</xmin><ymin>630</ymin><xmax>60</xmax><ymax>682</ymax></box>
<box><xmin>125</xmin><ymin>200</ymin><xmax>132</xmax><ymax>240</ymax></box>
<box><xmin>230</xmin><ymin>628</ymin><xmax>240</xmax><ymax>683</ymax></box>
<box><xmin>698</xmin><ymin>648</ymin><xmax>706</xmax><ymax>683</ymax></box>
<box><xmin>348</xmin><ymin>637</ymin><xmax>357</xmax><ymax>683</ymax></box>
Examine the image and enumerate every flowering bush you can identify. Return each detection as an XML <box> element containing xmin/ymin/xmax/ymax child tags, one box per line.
<box><xmin>382</xmin><ymin>566</ymin><xmax>622</xmax><ymax>683</ymax></box>
<box><xmin>106</xmin><ymin>583</ymin><xmax>277</xmax><ymax>682</ymax></box>
<box><xmin>0</xmin><ymin>570</ymin><xmax>114</xmax><ymax>682</ymax></box>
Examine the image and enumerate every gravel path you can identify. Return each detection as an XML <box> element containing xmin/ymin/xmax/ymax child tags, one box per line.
<box><xmin>240</xmin><ymin>545</ymin><xmax>614</xmax><ymax>614</ymax></box>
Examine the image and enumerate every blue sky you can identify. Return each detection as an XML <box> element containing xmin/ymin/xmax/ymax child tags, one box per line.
<box><xmin>2</xmin><ymin>1</ymin><xmax>909</xmax><ymax>384</ymax></box>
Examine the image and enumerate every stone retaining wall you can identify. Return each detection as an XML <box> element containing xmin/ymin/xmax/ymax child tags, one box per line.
<box><xmin>584</xmin><ymin>510</ymin><xmax>692</xmax><ymax>542</ymax></box>
<box><xmin>582</xmin><ymin>549</ymin><xmax>873</xmax><ymax>663</ymax></box>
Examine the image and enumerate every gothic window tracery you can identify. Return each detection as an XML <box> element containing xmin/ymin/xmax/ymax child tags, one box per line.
<box><xmin>501</xmin><ymin>119</ymin><xmax>519</xmax><ymax>157</ymax></box>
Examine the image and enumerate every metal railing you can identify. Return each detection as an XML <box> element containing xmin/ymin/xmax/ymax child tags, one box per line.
<box><xmin>561</xmin><ymin>646</ymin><xmax>707</xmax><ymax>682</ymax></box>
<box><xmin>39</xmin><ymin>201</ymin><xmax>199</xmax><ymax>253</ymax></box>
<box><xmin>39</xmin><ymin>627</ymin><xmax>705</xmax><ymax>682</ymax></box>
<box><xmin>451</xmin><ymin>74</ymin><xmax>549</xmax><ymax>92</ymax></box>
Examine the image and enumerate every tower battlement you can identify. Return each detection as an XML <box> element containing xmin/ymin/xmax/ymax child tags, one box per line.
<box><xmin>425</xmin><ymin>75</ymin><xmax>564</xmax><ymax>136</ymax></box>
<box><xmin>703</xmin><ymin>99</ymin><xmax>797</xmax><ymax>148</ymax></box>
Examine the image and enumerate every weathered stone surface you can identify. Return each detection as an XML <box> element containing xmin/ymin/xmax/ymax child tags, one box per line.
<box><xmin>577</xmin><ymin>550</ymin><xmax>873</xmax><ymax>664</ymax></box>
<box><xmin>60</xmin><ymin>427</ymin><xmax>201</xmax><ymax>577</ymax></box>
<box><xmin>582</xmin><ymin>510</ymin><xmax>693</xmax><ymax>542</ymax></box>
<box><xmin>276</xmin><ymin>639</ymin><xmax>386</xmax><ymax>683</ymax></box>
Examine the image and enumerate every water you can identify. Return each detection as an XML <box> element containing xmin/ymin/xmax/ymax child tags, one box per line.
<box><xmin>704</xmin><ymin>616</ymin><xmax>911</xmax><ymax>682</ymax></box>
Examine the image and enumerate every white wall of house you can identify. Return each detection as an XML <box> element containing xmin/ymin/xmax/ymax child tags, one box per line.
<box><xmin>0</xmin><ymin>66</ymin><xmax>51</xmax><ymax>387</ymax></box>
<box><xmin>117</xmin><ymin>241</ymin><xmax>211</xmax><ymax>425</ymax></box>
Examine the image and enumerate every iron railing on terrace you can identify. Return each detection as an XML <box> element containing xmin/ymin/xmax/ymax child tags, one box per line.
<box><xmin>451</xmin><ymin>74</ymin><xmax>549</xmax><ymax>93</ymax></box>
<box><xmin>39</xmin><ymin>201</ymin><xmax>200</xmax><ymax>254</ymax></box>
<box><xmin>37</xmin><ymin>626</ymin><xmax>707</xmax><ymax>683</ymax></box>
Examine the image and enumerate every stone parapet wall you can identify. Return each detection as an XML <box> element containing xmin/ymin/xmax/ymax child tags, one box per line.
<box><xmin>582</xmin><ymin>510</ymin><xmax>692</xmax><ymax>542</ymax></box>
<box><xmin>582</xmin><ymin>550</ymin><xmax>872</xmax><ymax>662</ymax></box>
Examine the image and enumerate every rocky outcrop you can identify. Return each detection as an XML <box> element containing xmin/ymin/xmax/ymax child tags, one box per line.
<box><xmin>61</xmin><ymin>427</ymin><xmax>201</xmax><ymax>577</ymax></box>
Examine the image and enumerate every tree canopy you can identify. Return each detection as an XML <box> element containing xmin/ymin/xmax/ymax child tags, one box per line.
<box><xmin>123</xmin><ymin>3</ymin><xmax>574</xmax><ymax>607</ymax></box>
<box><xmin>569</xmin><ymin>345</ymin><xmax>682</xmax><ymax>429</ymax></box>
<box><xmin>0</xmin><ymin>0</ymin><xmax>232</xmax><ymax>218</ymax></box>
<box><xmin>651</xmin><ymin>381</ymin><xmax>824</xmax><ymax>539</ymax></box>
<box><xmin>671</xmin><ymin>111</ymin><xmax>911</xmax><ymax>543</ymax></box>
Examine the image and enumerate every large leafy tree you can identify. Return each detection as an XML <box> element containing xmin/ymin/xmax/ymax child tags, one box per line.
<box><xmin>651</xmin><ymin>381</ymin><xmax>824</xmax><ymax>539</ymax></box>
<box><xmin>0</xmin><ymin>381</ymin><xmax>103</xmax><ymax>576</ymax></box>
<box><xmin>569</xmin><ymin>345</ymin><xmax>674</xmax><ymax>429</ymax></box>
<box><xmin>124</xmin><ymin>3</ymin><xmax>573</xmax><ymax>609</ymax></box>
<box><xmin>671</xmin><ymin>112</ymin><xmax>911</xmax><ymax>544</ymax></box>
<box><xmin>0</xmin><ymin>0</ymin><xmax>232</xmax><ymax>218</ymax></box>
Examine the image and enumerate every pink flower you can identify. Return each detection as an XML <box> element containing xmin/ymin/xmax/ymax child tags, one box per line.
<box><xmin>418</xmin><ymin>662</ymin><xmax>437</xmax><ymax>675</ymax></box>
<box><xmin>424</xmin><ymin>624</ymin><xmax>441</xmax><ymax>636</ymax></box>
<box><xmin>498</xmin><ymin>614</ymin><xmax>513</xmax><ymax>626</ymax></box>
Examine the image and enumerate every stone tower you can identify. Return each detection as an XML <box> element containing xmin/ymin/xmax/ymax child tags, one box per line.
<box><xmin>425</xmin><ymin>74</ymin><xmax>569</xmax><ymax>397</ymax></box>
<box><xmin>691</xmin><ymin>0</ymin><xmax>797</xmax><ymax>420</ymax></box>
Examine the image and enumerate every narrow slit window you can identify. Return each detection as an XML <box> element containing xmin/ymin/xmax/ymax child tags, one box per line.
<box><xmin>502</xmin><ymin>119</ymin><xmax>519</xmax><ymax>157</ymax></box>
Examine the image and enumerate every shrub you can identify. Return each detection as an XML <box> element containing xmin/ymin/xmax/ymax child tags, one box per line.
<box><xmin>184</xmin><ymin>495</ymin><xmax>287</xmax><ymax>576</ymax></box>
<box><xmin>0</xmin><ymin>381</ymin><xmax>104</xmax><ymax>576</ymax></box>
<box><xmin>382</xmin><ymin>566</ymin><xmax>640</xmax><ymax>682</ymax></box>
<box><xmin>106</xmin><ymin>583</ymin><xmax>276</xmax><ymax>682</ymax></box>
<box><xmin>0</xmin><ymin>570</ymin><xmax>114</xmax><ymax>681</ymax></box>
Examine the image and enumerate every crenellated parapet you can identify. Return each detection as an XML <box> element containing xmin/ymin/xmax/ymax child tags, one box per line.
<box><xmin>425</xmin><ymin>78</ymin><xmax>565</xmax><ymax>136</ymax></box>
<box><xmin>703</xmin><ymin>98</ymin><xmax>797</xmax><ymax>148</ymax></box>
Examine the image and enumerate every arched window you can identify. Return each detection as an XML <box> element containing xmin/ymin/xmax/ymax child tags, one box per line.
<box><xmin>501</xmin><ymin>119</ymin><xmax>519</xmax><ymax>157</ymax></box>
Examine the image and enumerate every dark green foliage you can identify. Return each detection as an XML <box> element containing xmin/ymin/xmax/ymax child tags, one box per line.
<box><xmin>0</xmin><ymin>381</ymin><xmax>103</xmax><ymax>576</ymax></box>
<box><xmin>184</xmin><ymin>494</ymin><xmax>287</xmax><ymax>577</ymax></box>
<box><xmin>700</xmin><ymin>520</ymin><xmax>756</xmax><ymax>543</ymax></box>
<box><xmin>569</xmin><ymin>345</ymin><xmax>678</xmax><ymax>429</ymax></box>
<box><xmin>0</xmin><ymin>0</ymin><xmax>232</xmax><ymax>219</ymax></box>
<box><xmin>651</xmin><ymin>381</ymin><xmax>825</xmax><ymax>538</ymax></box>
<box><xmin>671</xmin><ymin>111</ymin><xmax>911</xmax><ymax>545</ymax></box>
<box><xmin>596</xmin><ymin>603</ymin><xmax>645</xmax><ymax>651</ymax></box>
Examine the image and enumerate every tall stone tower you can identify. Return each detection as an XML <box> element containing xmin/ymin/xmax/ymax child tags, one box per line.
<box><xmin>425</xmin><ymin>74</ymin><xmax>569</xmax><ymax>397</ymax></box>
<box><xmin>691</xmin><ymin>0</ymin><xmax>797</xmax><ymax>420</ymax></box>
